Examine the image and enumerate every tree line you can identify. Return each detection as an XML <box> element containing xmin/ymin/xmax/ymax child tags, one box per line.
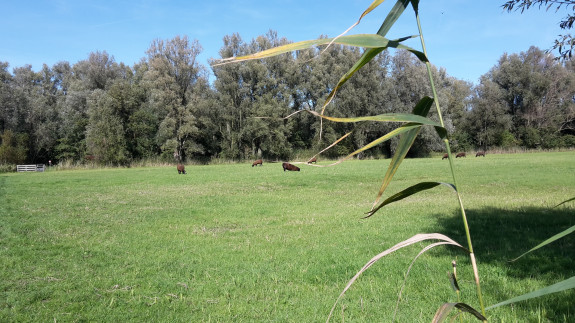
<box><xmin>1</xmin><ymin>31</ymin><xmax>574</xmax><ymax>166</ymax></box>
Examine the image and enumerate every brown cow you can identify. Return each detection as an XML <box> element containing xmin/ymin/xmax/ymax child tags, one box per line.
<box><xmin>307</xmin><ymin>157</ymin><xmax>317</xmax><ymax>164</ymax></box>
<box><xmin>456</xmin><ymin>152</ymin><xmax>466</xmax><ymax>158</ymax></box>
<box><xmin>476</xmin><ymin>151</ymin><xmax>486</xmax><ymax>157</ymax></box>
<box><xmin>282</xmin><ymin>162</ymin><xmax>300</xmax><ymax>172</ymax></box>
<box><xmin>252</xmin><ymin>159</ymin><xmax>263</xmax><ymax>167</ymax></box>
<box><xmin>177</xmin><ymin>164</ymin><xmax>186</xmax><ymax>174</ymax></box>
<box><xmin>442</xmin><ymin>153</ymin><xmax>448</xmax><ymax>160</ymax></box>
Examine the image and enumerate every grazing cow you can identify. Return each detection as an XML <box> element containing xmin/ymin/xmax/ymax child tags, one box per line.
<box><xmin>442</xmin><ymin>153</ymin><xmax>448</xmax><ymax>160</ymax></box>
<box><xmin>252</xmin><ymin>159</ymin><xmax>263</xmax><ymax>167</ymax></box>
<box><xmin>456</xmin><ymin>152</ymin><xmax>466</xmax><ymax>158</ymax></box>
<box><xmin>282</xmin><ymin>162</ymin><xmax>300</xmax><ymax>172</ymax></box>
<box><xmin>476</xmin><ymin>151</ymin><xmax>486</xmax><ymax>157</ymax></box>
<box><xmin>177</xmin><ymin>164</ymin><xmax>186</xmax><ymax>174</ymax></box>
<box><xmin>307</xmin><ymin>157</ymin><xmax>317</xmax><ymax>164</ymax></box>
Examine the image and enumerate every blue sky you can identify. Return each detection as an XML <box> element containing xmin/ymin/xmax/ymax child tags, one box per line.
<box><xmin>1</xmin><ymin>1</ymin><xmax>571</xmax><ymax>85</ymax></box>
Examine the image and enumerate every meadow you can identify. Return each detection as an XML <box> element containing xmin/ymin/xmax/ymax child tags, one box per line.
<box><xmin>1</xmin><ymin>152</ymin><xmax>574</xmax><ymax>322</ymax></box>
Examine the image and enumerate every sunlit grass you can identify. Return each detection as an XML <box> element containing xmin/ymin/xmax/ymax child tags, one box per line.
<box><xmin>1</xmin><ymin>152</ymin><xmax>574</xmax><ymax>321</ymax></box>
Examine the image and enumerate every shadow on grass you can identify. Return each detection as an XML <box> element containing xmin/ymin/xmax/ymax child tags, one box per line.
<box><xmin>431</xmin><ymin>205</ymin><xmax>575</xmax><ymax>319</ymax></box>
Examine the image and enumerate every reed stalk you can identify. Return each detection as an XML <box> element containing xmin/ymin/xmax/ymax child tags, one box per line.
<box><xmin>414</xmin><ymin>8</ymin><xmax>487</xmax><ymax>318</ymax></box>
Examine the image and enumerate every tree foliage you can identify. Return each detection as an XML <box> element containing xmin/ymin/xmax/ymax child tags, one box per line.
<box><xmin>467</xmin><ymin>46</ymin><xmax>575</xmax><ymax>148</ymax></box>
<box><xmin>0</xmin><ymin>32</ymin><xmax>574</xmax><ymax>165</ymax></box>
<box><xmin>503</xmin><ymin>0</ymin><xmax>575</xmax><ymax>60</ymax></box>
<box><xmin>0</xmin><ymin>129</ymin><xmax>28</xmax><ymax>164</ymax></box>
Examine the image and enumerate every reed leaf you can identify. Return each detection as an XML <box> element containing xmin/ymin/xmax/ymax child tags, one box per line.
<box><xmin>378</xmin><ymin>0</ymin><xmax>412</xmax><ymax>37</ymax></box>
<box><xmin>485</xmin><ymin>276</ymin><xmax>575</xmax><ymax>311</ymax></box>
<box><xmin>319</xmin><ymin>0</ymin><xmax>423</xmax><ymax>120</ymax></box>
<box><xmin>365</xmin><ymin>181</ymin><xmax>456</xmax><ymax>218</ymax></box>
<box><xmin>353</xmin><ymin>0</ymin><xmax>404</xmax><ymax>34</ymax></box>
<box><xmin>510</xmin><ymin>224</ymin><xmax>575</xmax><ymax>262</ymax></box>
<box><xmin>327</xmin><ymin>233</ymin><xmax>466</xmax><ymax>322</ymax></box>
<box><xmin>307</xmin><ymin>110</ymin><xmax>442</xmax><ymax>126</ymax></box>
<box><xmin>449</xmin><ymin>272</ymin><xmax>460</xmax><ymax>293</ymax></box>
<box><xmin>310</xmin><ymin>124</ymin><xmax>421</xmax><ymax>168</ymax></box>
<box><xmin>213</xmin><ymin>34</ymin><xmax>420</xmax><ymax>65</ymax></box>
<box><xmin>254</xmin><ymin>108</ymin><xmax>444</xmax><ymax>168</ymax></box>
<box><xmin>370</xmin><ymin>96</ymin><xmax>434</xmax><ymax>212</ymax></box>
<box><xmin>312</xmin><ymin>0</ymin><xmax>408</xmax><ymax>55</ymax></box>
<box><xmin>555</xmin><ymin>196</ymin><xmax>575</xmax><ymax>207</ymax></box>
<box><xmin>432</xmin><ymin>302</ymin><xmax>487</xmax><ymax>322</ymax></box>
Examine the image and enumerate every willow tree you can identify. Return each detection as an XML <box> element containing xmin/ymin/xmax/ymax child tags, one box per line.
<box><xmin>213</xmin><ymin>31</ymin><xmax>295</xmax><ymax>160</ymax></box>
<box><xmin>475</xmin><ymin>46</ymin><xmax>575</xmax><ymax>148</ymax></box>
<box><xmin>85</xmin><ymin>89</ymin><xmax>129</xmax><ymax>165</ymax></box>
<box><xmin>144</xmin><ymin>35</ymin><xmax>206</xmax><ymax>161</ymax></box>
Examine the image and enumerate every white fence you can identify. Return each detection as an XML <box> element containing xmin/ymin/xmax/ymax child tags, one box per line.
<box><xmin>17</xmin><ymin>164</ymin><xmax>45</xmax><ymax>172</ymax></box>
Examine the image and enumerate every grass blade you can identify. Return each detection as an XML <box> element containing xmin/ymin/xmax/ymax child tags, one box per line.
<box><xmin>365</xmin><ymin>181</ymin><xmax>456</xmax><ymax>218</ymax></box>
<box><xmin>432</xmin><ymin>303</ymin><xmax>487</xmax><ymax>322</ymax></box>
<box><xmin>486</xmin><ymin>276</ymin><xmax>575</xmax><ymax>311</ymax></box>
<box><xmin>510</xmin><ymin>224</ymin><xmax>575</xmax><ymax>262</ymax></box>
<box><xmin>327</xmin><ymin>233</ymin><xmax>465</xmax><ymax>322</ymax></box>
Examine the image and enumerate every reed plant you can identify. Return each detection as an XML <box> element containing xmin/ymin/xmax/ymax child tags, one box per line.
<box><xmin>215</xmin><ymin>1</ymin><xmax>575</xmax><ymax>321</ymax></box>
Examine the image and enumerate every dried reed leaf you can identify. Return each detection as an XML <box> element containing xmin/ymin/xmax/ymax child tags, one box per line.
<box><xmin>327</xmin><ymin>233</ymin><xmax>466</xmax><ymax>322</ymax></box>
<box><xmin>393</xmin><ymin>242</ymin><xmax>460</xmax><ymax>322</ymax></box>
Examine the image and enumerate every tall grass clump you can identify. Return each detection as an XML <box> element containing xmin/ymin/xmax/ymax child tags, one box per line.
<box><xmin>215</xmin><ymin>0</ymin><xmax>574</xmax><ymax>321</ymax></box>
<box><xmin>0</xmin><ymin>164</ymin><xmax>16</xmax><ymax>173</ymax></box>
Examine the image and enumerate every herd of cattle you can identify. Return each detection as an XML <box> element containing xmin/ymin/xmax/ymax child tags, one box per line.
<box><xmin>251</xmin><ymin>157</ymin><xmax>317</xmax><ymax>172</ymax></box>
<box><xmin>442</xmin><ymin>151</ymin><xmax>486</xmax><ymax>160</ymax></box>
<box><xmin>177</xmin><ymin>152</ymin><xmax>486</xmax><ymax>174</ymax></box>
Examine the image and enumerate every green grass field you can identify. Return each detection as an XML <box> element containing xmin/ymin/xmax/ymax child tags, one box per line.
<box><xmin>1</xmin><ymin>152</ymin><xmax>574</xmax><ymax>322</ymax></box>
